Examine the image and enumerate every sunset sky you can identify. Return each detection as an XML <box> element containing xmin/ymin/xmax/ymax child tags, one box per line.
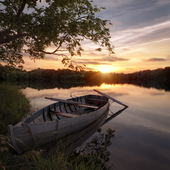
<box><xmin>23</xmin><ymin>0</ymin><xmax>170</xmax><ymax>73</ymax></box>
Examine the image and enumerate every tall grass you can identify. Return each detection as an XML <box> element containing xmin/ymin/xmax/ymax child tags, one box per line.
<box><xmin>0</xmin><ymin>83</ymin><xmax>31</xmax><ymax>134</ymax></box>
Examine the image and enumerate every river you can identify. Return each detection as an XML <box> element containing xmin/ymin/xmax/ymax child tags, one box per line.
<box><xmin>22</xmin><ymin>83</ymin><xmax>170</xmax><ymax>170</ymax></box>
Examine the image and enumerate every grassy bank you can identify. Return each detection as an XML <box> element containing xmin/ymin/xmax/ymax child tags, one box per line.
<box><xmin>0</xmin><ymin>83</ymin><xmax>31</xmax><ymax>134</ymax></box>
<box><xmin>0</xmin><ymin>83</ymin><xmax>31</xmax><ymax>167</ymax></box>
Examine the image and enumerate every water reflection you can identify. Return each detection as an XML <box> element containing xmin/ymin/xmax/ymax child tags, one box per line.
<box><xmin>104</xmin><ymin>106</ymin><xmax>128</xmax><ymax>125</ymax></box>
<box><xmin>21</xmin><ymin>83</ymin><xmax>170</xmax><ymax>170</ymax></box>
<box><xmin>107</xmin><ymin>123</ymin><xmax>170</xmax><ymax>170</ymax></box>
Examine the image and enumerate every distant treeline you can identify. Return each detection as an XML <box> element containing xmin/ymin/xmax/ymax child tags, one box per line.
<box><xmin>0</xmin><ymin>65</ymin><xmax>170</xmax><ymax>91</ymax></box>
<box><xmin>118</xmin><ymin>67</ymin><xmax>170</xmax><ymax>91</ymax></box>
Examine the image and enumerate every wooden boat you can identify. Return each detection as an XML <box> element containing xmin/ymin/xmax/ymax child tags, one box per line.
<box><xmin>7</xmin><ymin>93</ymin><xmax>109</xmax><ymax>154</ymax></box>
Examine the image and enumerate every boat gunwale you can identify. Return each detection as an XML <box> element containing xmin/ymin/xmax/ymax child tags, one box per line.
<box><xmin>22</xmin><ymin>94</ymin><xmax>108</xmax><ymax>125</ymax></box>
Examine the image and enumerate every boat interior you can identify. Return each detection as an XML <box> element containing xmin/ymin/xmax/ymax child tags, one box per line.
<box><xmin>20</xmin><ymin>95</ymin><xmax>108</xmax><ymax>125</ymax></box>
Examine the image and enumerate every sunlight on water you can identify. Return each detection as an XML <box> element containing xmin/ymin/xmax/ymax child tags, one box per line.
<box><xmin>100</xmin><ymin>83</ymin><xmax>115</xmax><ymax>89</ymax></box>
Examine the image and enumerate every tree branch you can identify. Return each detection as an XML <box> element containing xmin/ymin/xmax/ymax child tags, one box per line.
<box><xmin>0</xmin><ymin>33</ymin><xmax>29</xmax><ymax>44</ymax></box>
<box><xmin>32</xmin><ymin>34</ymin><xmax>69</xmax><ymax>55</ymax></box>
<box><xmin>0</xmin><ymin>29</ymin><xmax>12</xmax><ymax>38</ymax></box>
<box><xmin>17</xmin><ymin>0</ymin><xmax>27</xmax><ymax>18</ymax></box>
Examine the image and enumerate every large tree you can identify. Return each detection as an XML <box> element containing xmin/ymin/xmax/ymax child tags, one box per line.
<box><xmin>0</xmin><ymin>0</ymin><xmax>114</xmax><ymax>69</ymax></box>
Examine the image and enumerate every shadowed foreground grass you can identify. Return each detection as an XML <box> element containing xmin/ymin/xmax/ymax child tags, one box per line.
<box><xmin>0</xmin><ymin>128</ymin><xmax>114</xmax><ymax>170</ymax></box>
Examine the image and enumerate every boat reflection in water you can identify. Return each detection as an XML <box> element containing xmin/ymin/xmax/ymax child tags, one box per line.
<box><xmin>47</xmin><ymin>105</ymin><xmax>128</xmax><ymax>153</ymax></box>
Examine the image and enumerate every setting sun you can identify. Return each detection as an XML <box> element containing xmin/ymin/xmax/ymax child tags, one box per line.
<box><xmin>101</xmin><ymin>67</ymin><xmax>110</xmax><ymax>73</ymax></box>
<box><xmin>98</xmin><ymin>66</ymin><xmax>120</xmax><ymax>73</ymax></box>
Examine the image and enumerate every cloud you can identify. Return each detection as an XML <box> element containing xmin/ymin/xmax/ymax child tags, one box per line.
<box><xmin>100</xmin><ymin>56</ymin><xmax>129</xmax><ymax>62</ymax></box>
<box><xmin>111</xmin><ymin>21</ymin><xmax>170</xmax><ymax>48</ymax></box>
<box><xmin>84</xmin><ymin>67</ymin><xmax>96</xmax><ymax>71</ymax></box>
<box><xmin>125</xmin><ymin>67</ymin><xmax>134</xmax><ymax>71</ymax></box>
<box><xmin>94</xmin><ymin>0</ymin><xmax>170</xmax><ymax>28</ymax></box>
<box><xmin>76</xmin><ymin>56</ymin><xmax>129</xmax><ymax>66</ymax></box>
<box><xmin>156</xmin><ymin>0</ymin><xmax>170</xmax><ymax>6</ymax></box>
<box><xmin>144</xmin><ymin>58</ymin><xmax>167</xmax><ymax>62</ymax></box>
<box><xmin>44</xmin><ymin>56</ymin><xmax>60</xmax><ymax>61</ymax></box>
<box><xmin>88</xmin><ymin>52</ymin><xmax>107</xmax><ymax>57</ymax></box>
<box><xmin>77</xmin><ymin>60</ymin><xmax>112</xmax><ymax>65</ymax></box>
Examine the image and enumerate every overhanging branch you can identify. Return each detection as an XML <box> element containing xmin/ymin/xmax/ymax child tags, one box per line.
<box><xmin>0</xmin><ymin>33</ymin><xmax>29</xmax><ymax>44</ymax></box>
<box><xmin>32</xmin><ymin>34</ymin><xmax>69</xmax><ymax>55</ymax></box>
<box><xmin>17</xmin><ymin>0</ymin><xmax>27</xmax><ymax>18</ymax></box>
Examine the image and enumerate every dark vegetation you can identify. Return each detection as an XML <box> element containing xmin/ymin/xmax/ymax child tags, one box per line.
<box><xmin>1</xmin><ymin>126</ymin><xmax>115</xmax><ymax>170</ymax></box>
<box><xmin>0</xmin><ymin>65</ymin><xmax>170</xmax><ymax>91</ymax></box>
<box><xmin>123</xmin><ymin>67</ymin><xmax>170</xmax><ymax>91</ymax></box>
<box><xmin>0</xmin><ymin>83</ymin><xmax>31</xmax><ymax>134</ymax></box>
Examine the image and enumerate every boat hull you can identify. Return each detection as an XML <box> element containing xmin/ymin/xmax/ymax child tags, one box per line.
<box><xmin>7</xmin><ymin>95</ymin><xmax>109</xmax><ymax>154</ymax></box>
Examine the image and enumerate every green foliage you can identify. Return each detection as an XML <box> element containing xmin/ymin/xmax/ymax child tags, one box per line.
<box><xmin>0</xmin><ymin>64</ymin><xmax>28</xmax><ymax>81</ymax></box>
<box><xmin>0</xmin><ymin>83</ymin><xmax>31</xmax><ymax>134</ymax></box>
<box><xmin>0</xmin><ymin>0</ymin><xmax>114</xmax><ymax>68</ymax></box>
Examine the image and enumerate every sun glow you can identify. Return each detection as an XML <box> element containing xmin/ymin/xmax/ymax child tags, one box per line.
<box><xmin>100</xmin><ymin>67</ymin><xmax>110</xmax><ymax>73</ymax></box>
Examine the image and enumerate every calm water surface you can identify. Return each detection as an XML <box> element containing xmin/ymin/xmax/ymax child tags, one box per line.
<box><xmin>23</xmin><ymin>84</ymin><xmax>170</xmax><ymax>170</ymax></box>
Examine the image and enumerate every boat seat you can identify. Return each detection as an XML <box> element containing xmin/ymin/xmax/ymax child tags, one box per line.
<box><xmin>87</xmin><ymin>98</ymin><xmax>106</xmax><ymax>104</ymax></box>
<box><xmin>49</xmin><ymin>111</ymin><xmax>80</xmax><ymax>118</ymax></box>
